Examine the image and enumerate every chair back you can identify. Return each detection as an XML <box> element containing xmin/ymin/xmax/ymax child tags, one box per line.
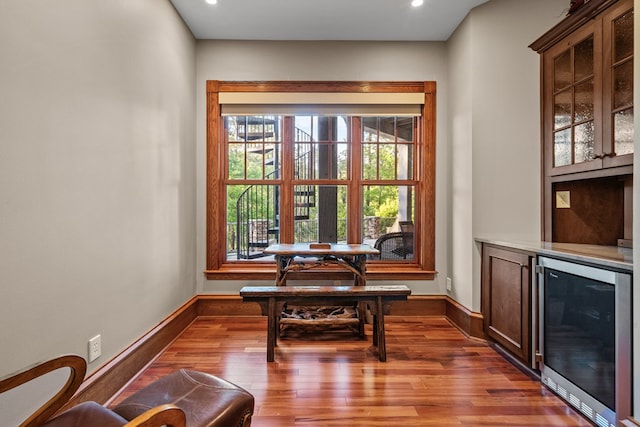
<box><xmin>399</xmin><ymin>221</ymin><xmax>414</xmax><ymax>254</ymax></box>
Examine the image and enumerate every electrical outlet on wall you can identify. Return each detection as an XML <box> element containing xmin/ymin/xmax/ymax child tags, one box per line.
<box><xmin>88</xmin><ymin>335</ymin><xmax>101</xmax><ymax>362</ymax></box>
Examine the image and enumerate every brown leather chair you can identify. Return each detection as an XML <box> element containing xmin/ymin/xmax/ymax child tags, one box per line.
<box><xmin>0</xmin><ymin>354</ymin><xmax>185</xmax><ymax>427</ymax></box>
<box><xmin>42</xmin><ymin>401</ymin><xmax>184</xmax><ymax>427</ymax></box>
<box><xmin>112</xmin><ymin>369</ymin><xmax>254</xmax><ymax>427</ymax></box>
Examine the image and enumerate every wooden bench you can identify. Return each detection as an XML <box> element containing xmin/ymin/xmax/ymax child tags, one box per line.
<box><xmin>240</xmin><ymin>285</ymin><xmax>411</xmax><ymax>362</ymax></box>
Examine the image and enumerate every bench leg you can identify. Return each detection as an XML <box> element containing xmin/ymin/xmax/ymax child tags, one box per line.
<box><xmin>372</xmin><ymin>313</ymin><xmax>378</xmax><ymax>347</ymax></box>
<box><xmin>357</xmin><ymin>302</ymin><xmax>366</xmax><ymax>338</ymax></box>
<box><xmin>267</xmin><ymin>297</ymin><xmax>276</xmax><ymax>362</ymax></box>
<box><xmin>374</xmin><ymin>296</ymin><xmax>386</xmax><ymax>362</ymax></box>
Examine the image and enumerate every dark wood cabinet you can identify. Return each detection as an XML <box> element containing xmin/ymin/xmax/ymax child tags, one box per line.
<box><xmin>533</xmin><ymin>0</ymin><xmax>633</xmax><ymax>177</ymax></box>
<box><xmin>481</xmin><ymin>244</ymin><xmax>533</xmax><ymax>365</ymax></box>
<box><xmin>530</xmin><ymin>0</ymin><xmax>634</xmax><ymax>245</ymax></box>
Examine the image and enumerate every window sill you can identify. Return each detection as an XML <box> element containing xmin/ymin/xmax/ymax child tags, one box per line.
<box><xmin>204</xmin><ymin>264</ymin><xmax>436</xmax><ymax>281</ymax></box>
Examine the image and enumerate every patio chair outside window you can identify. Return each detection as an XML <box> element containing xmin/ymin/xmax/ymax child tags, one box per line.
<box><xmin>373</xmin><ymin>220</ymin><xmax>414</xmax><ymax>260</ymax></box>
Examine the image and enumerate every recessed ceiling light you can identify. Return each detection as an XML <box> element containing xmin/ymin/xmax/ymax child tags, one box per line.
<box><xmin>205</xmin><ymin>0</ymin><xmax>217</xmax><ymax>4</ymax></box>
<box><xmin>411</xmin><ymin>0</ymin><xmax>424</xmax><ymax>6</ymax></box>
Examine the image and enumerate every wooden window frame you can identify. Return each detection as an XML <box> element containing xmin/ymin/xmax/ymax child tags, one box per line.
<box><xmin>205</xmin><ymin>81</ymin><xmax>436</xmax><ymax>281</ymax></box>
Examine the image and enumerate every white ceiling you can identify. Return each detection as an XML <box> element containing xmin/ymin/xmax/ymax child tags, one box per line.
<box><xmin>170</xmin><ymin>0</ymin><xmax>490</xmax><ymax>41</ymax></box>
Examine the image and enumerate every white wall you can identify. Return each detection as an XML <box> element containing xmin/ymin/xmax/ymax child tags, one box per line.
<box><xmin>447</xmin><ymin>8</ymin><xmax>475</xmax><ymax>310</ymax></box>
<box><xmin>447</xmin><ymin>0</ymin><xmax>564</xmax><ymax>310</ymax></box>
<box><xmin>0</xmin><ymin>1</ymin><xmax>196</xmax><ymax>423</ymax></box>
<box><xmin>195</xmin><ymin>41</ymin><xmax>450</xmax><ymax>296</ymax></box>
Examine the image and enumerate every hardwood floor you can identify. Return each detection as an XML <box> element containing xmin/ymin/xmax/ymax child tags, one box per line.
<box><xmin>110</xmin><ymin>316</ymin><xmax>592</xmax><ymax>426</ymax></box>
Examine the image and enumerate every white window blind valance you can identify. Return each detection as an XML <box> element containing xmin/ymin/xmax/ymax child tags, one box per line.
<box><xmin>219</xmin><ymin>92</ymin><xmax>424</xmax><ymax>116</ymax></box>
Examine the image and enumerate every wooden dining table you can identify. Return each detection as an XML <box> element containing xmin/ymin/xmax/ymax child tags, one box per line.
<box><xmin>263</xmin><ymin>243</ymin><xmax>380</xmax><ymax>286</ymax></box>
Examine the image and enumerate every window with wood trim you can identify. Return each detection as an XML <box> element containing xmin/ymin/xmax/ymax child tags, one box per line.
<box><xmin>205</xmin><ymin>81</ymin><xmax>436</xmax><ymax>281</ymax></box>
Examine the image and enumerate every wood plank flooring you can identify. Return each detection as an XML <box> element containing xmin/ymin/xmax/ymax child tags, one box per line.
<box><xmin>110</xmin><ymin>316</ymin><xmax>592</xmax><ymax>426</ymax></box>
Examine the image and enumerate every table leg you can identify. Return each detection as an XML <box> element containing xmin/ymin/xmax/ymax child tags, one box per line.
<box><xmin>354</xmin><ymin>254</ymin><xmax>366</xmax><ymax>286</ymax></box>
<box><xmin>353</xmin><ymin>254</ymin><xmax>366</xmax><ymax>337</ymax></box>
<box><xmin>275</xmin><ymin>255</ymin><xmax>287</xmax><ymax>286</ymax></box>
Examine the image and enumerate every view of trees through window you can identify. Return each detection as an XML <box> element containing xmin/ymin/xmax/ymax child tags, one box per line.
<box><xmin>223</xmin><ymin>114</ymin><xmax>417</xmax><ymax>262</ymax></box>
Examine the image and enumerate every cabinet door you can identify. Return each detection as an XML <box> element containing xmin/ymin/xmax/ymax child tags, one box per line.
<box><xmin>543</xmin><ymin>21</ymin><xmax>603</xmax><ymax>176</ymax></box>
<box><xmin>602</xmin><ymin>0</ymin><xmax>634</xmax><ymax>168</ymax></box>
<box><xmin>542</xmin><ymin>0</ymin><xmax>634</xmax><ymax>176</ymax></box>
<box><xmin>482</xmin><ymin>245</ymin><xmax>532</xmax><ymax>364</ymax></box>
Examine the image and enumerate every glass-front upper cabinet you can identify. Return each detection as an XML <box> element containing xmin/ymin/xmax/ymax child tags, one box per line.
<box><xmin>549</xmin><ymin>27</ymin><xmax>600</xmax><ymax>172</ymax></box>
<box><xmin>603</xmin><ymin>0</ymin><xmax>634</xmax><ymax>168</ymax></box>
<box><xmin>539</xmin><ymin>0</ymin><xmax>633</xmax><ymax>177</ymax></box>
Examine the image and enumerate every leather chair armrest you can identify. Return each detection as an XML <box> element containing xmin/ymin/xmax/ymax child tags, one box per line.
<box><xmin>124</xmin><ymin>404</ymin><xmax>186</xmax><ymax>427</ymax></box>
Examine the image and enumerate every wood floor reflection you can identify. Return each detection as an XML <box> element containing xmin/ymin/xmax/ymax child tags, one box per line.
<box><xmin>110</xmin><ymin>316</ymin><xmax>592</xmax><ymax>426</ymax></box>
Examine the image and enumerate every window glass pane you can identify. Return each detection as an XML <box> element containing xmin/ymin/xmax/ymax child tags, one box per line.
<box><xmin>293</xmin><ymin>141</ymin><xmax>311</xmax><ymax>180</ymax></box>
<box><xmin>554</xmin><ymin>128</ymin><xmax>572</xmax><ymax>167</ymax></box>
<box><xmin>363</xmin><ymin>116</ymin><xmax>396</xmax><ymax>142</ymax></box>
<box><xmin>614</xmin><ymin>11</ymin><xmax>634</xmax><ymax>62</ymax></box>
<box><xmin>362</xmin><ymin>143</ymin><xmax>414</xmax><ymax>180</ymax></box>
<box><xmin>397</xmin><ymin>144</ymin><xmax>413</xmax><ymax>179</ymax></box>
<box><xmin>295</xmin><ymin>116</ymin><xmax>348</xmax><ymax>142</ymax></box>
<box><xmin>245</xmin><ymin>143</ymin><xmax>278</xmax><ymax>179</ymax></box>
<box><xmin>294</xmin><ymin>116</ymin><xmax>313</xmax><ymax>141</ymax></box>
<box><xmin>554</xmin><ymin>89</ymin><xmax>572</xmax><ymax>129</ymax></box>
<box><xmin>378</xmin><ymin>144</ymin><xmax>397</xmax><ymax>180</ymax></box>
<box><xmin>294</xmin><ymin>116</ymin><xmax>349</xmax><ymax>180</ymax></box>
<box><xmin>293</xmin><ymin>185</ymin><xmax>347</xmax><ymax>244</ymax></box>
<box><xmin>361</xmin><ymin>116</ymin><xmax>415</xmax><ymax>180</ymax></box>
<box><xmin>227</xmin><ymin>184</ymin><xmax>279</xmax><ymax>260</ymax></box>
<box><xmin>362</xmin><ymin>143</ymin><xmax>376</xmax><ymax>180</ymax></box>
<box><xmin>397</xmin><ymin>117</ymin><xmax>414</xmax><ymax>142</ymax></box>
<box><xmin>574</xmin><ymin>36</ymin><xmax>594</xmax><ymax>81</ymax></box>
<box><xmin>363</xmin><ymin>116</ymin><xmax>414</xmax><ymax>142</ymax></box>
<box><xmin>362</xmin><ymin>185</ymin><xmax>415</xmax><ymax>261</ymax></box>
<box><xmin>299</xmin><ymin>142</ymin><xmax>348</xmax><ymax>180</ymax></box>
<box><xmin>554</xmin><ymin>50</ymin><xmax>571</xmax><ymax>91</ymax></box>
<box><xmin>574</xmin><ymin>80</ymin><xmax>594</xmax><ymax>123</ymax></box>
<box><xmin>227</xmin><ymin>116</ymin><xmax>281</xmax><ymax>142</ymax></box>
<box><xmin>614</xmin><ymin>60</ymin><xmax>633</xmax><ymax>109</ymax></box>
<box><xmin>227</xmin><ymin>143</ymin><xmax>246</xmax><ymax>179</ymax></box>
<box><xmin>574</xmin><ymin>121</ymin><xmax>595</xmax><ymax>163</ymax></box>
<box><xmin>226</xmin><ymin>116</ymin><xmax>282</xmax><ymax>180</ymax></box>
<box><xmin>614</xmin><ymin>108</ymin><xmax>634</xmax><ymax>156</ymax></box>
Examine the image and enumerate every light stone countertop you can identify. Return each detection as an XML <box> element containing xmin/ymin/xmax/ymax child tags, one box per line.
<box><xmin>475</xmin><ymin>238</ymin><xmax>633</xmax><ymax>272</ymax></box>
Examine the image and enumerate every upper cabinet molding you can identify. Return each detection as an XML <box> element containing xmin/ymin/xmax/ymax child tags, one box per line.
<box><xmin>530</xmin><ymin>0</ymin><xmax>619</xmax><ymax>53</ymax></box>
